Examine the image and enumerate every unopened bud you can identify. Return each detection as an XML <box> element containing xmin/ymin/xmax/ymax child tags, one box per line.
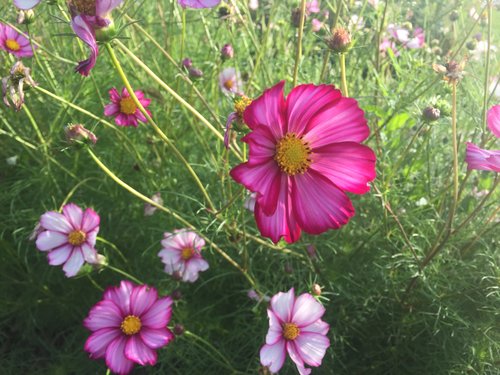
<box><xmin>466</xmin><ymin>40</ymin><xmax>477</xmax><ymax>51</ymax></box>
<box><xmin>306</xmin><ymin>244</ymin><xmax>317</xmax><ymax>259</ymax></box>
<box><xmin>171</xmin><ymin>289</ymin><xmax>183</xmax><ymax>301</ymax></box>
<box><xmin>218</xmin><ymin>3</ymin><xmax>232</xmax><ymax>18</ymax></box>
<box><xmin>181</xmin><ymin>58</ymin><xmax>193</xmax><ymax>69</ymax></box>
<box><xmin>188</xmin><ymin>67</ymin><xmax>203</xmax><ymax>78</ymax></box>
<box><xmin>65</xmin><ymin>124</ymin><xmax>98</xmax><ymax>145</ymax></box>
<box><xmin>422</xmin><ymin>107</ymin><xmax>440</xmax><ymax>122</ymax></box>
<box><xmin>17</xmin><ymin>9</ymin><xmax>35</xmax><ymax>25</ymax></box>
<box><xmin>326</xmin><ymin>27</ymin><xmax>352</xmax><ymax>53</ymax></box>
<box><xmin>221</xmin><ymin>44</ymin><xmax>234</xmax><ymax>59</ymax></box>
<box><xmin>173</xmin><ymin>324</ymin><xmax>185</xmax><ymax>336</ymax></box>
<box><xmin>312</xmin><ymin>284</ymin><xmax>322</xmax><ymax>296</ymax></box>
<box><xmin>449</xmin><ymin>10</ymin><xmax>459</xmax><ymax>22</ymax></box>
<box><xmin>291</xmin><ymin>8</ymin><xmax>304</xmax><ymax>28</ymax></box>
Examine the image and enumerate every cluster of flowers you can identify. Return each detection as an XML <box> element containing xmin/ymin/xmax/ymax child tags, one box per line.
<box><xmin>380</xmin><ymin>23</ymin><xmax>425</xmax><ymax>56</ymax></box>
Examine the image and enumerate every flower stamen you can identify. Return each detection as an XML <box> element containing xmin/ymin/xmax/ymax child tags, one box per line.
<box><xmin>275</xmin><ymin>133</ymin><xmax>312</xmax><ymax>175</ymax></box>
<box><xmin>121</xmin><ymin>315</ymin><xmax>142</xmax><ymax>335</ymax></box>
<box><xmin>181</xmin><ymin>247</ymin><xmax>195</xmax><ymax>261</ymax></box>
<box><xmin>120</xmin><ymin>97</ymin><xmax>137</xmax><ymax>115</ymax></box>
<box><xmin>68</xmin><ymin>230</ymin><xmax>86</xmax><ymax>246</ymax></box>
<box><xmin>6</xmin><ymin>39</ymin><xmax>20</xmax><ymax>51</ymax></box>
<box><xmin>282</xmin><ymin>323</ymin><xmax>300</xmax><ymax>341</ymax></box>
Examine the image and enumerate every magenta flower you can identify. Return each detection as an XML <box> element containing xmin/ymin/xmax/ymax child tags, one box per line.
<box><xmin>84</xmin><ymin>281</ymin><xmax>174</xmax><ymax>375</ymax></box>
<box><xmin>104</xmin><ymin>87</ymin><xmax>152</xmax><ymax>127</ymax></box>
<box><xmin>219</xmin><ymin>67</ymin><xmax>243</xmax><ymax>95</ymax></box>
<box><xmin>69</xmin><ymin>0</ymin><xmax>123</xmax><ymax>75</ymax></box>
<box><xmin>487</xmin><ymin>104</ymin><xmax>500</xmax><ymax>138</ymax></box>
<box><xmin>158</xmin><ymin>229</ymin><xmax>209</xmax><ymax>283</ymax></box>
<box><xmin>13</xmin><ymin>0</ymin><xmax>41</xmax><ymax>9</ymax></box>
<box><xmin>35</xmin><ymin>203</ymin><xmax>100</xmax><ymax>277</ymax></box>
<box><xmin>230</xmin><ymin>82</ymin><xmax>376</xmax><ymax>243</ymax></box>
<box><xmin>260</xmin><ymin>288</ymin><xmax>330</xmax><ymax>375</ymax></box>
<box><xmin>0</xmin><ymin>23</ymin><xmax>36</xmax><ymax>58</ymax></box>
<box><xmin>178</xmin><ymin>0</ymin><xmax>221</xmax><ymax>8</ymax></box>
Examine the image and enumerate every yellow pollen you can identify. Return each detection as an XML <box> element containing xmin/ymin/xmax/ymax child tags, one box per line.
<box><xmin>71</xmin><ymin>0</ymin><xmax>96</xmax><ymax>15</ymax></box>
<box><xmin>234</xmin><ymin>96</ymin><xmax>252</xmax><ymax>118</ymax></box>
<box><xmin>282</xmin><ymin>323</ymin><xmax>300</xmax><ymax>341</ymax></box>
<box><xmin>181</xmin><ymin>247</ymin><xmax>195</xmax><ymax>261</ymax></box>
<box><xmin>121</xmin><ymin>315</ymin><xmax>142</xmax><ymax>335</ymax></box>
<box><xmin>68</xmin><ymin>230</ymin><xmax>86</xmax><ymax>246</ymax></box>
<box><xmin>119</xmin><ymin>97</ymin><xmax>137</xmax><ymax>115</ymax></box>
<box><xmin>224</xmin><ymin>79</ymin><xmax>234</xmax><ymax>90</ymax></box>
<box><xmin>6</xmin><ymin>39</ymin><xmax>20</xmax><ymax>52</ymax></box>
<box><xmin>275</xmin><ymin>133</ymin><xmax>312</xmax><ymax>175</ymax></box>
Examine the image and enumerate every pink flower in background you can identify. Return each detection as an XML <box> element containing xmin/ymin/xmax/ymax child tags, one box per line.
<box><xmin>144</xmin><ymin>192</ymin><xmax>163</xmax><ymax>217</ymax></box>
<box><xmin>219</xmin><ymin>67</ymin><xmax>243</xmax><ymax>94</ymax></box>
<box><xmin>158</xmin><ymin>229</ymin><xmax>209</xmax><ymax>282</ymax></box>
<box><xmin>260</xmin><ymin>288</ymin><xmax>330</xmax><ymax>374</ymax></box>
<box><xmin>380</xmin><ymin>37</ymin><xmax>399</xmax><ymax>56</ymax></box>
<box><xmin>104</xmin><ymin>87</ymin><xmax>152</xmax><ymax>127</ymax></box>
<box><xmin>387</xmin><ymin>24</ymin><xmax>425</xmax><ymax>49</ymax></box>
<box><xmin>178</xmin><ymin>0</ymin><xmax>221</xmax><ymax>8</ymax></box>
<box><xmin>306</xmin><ymin>0</ymin><xmax>320</xmax><ymax>15</ymax></box>
<box><xmin>35</xmin><ymin>203</ymin><xmax>100</xmax><ymax>277</ymax></box>
<box><xmin>0</xmin><ymin>23</ymin><xmax>36</xmax><ymax>58</ymax></box>
<box><xmin>311</xmin><ymin>18</ymin><xmax>323</xmax><ymax>32</ymax></box>
<box><xmin>13</xmin><ymin>0</ymin><xmax>41</xmax><ymax>9</ymax></box>
<box><xmin>406</xmin><ymin>27</ymin><xmax>425</xmax><ymax>49</ymax></box>
<box><xmin>248</xmin><ymin>0</ymin><xmax>259</xmax><ymax>10</ymax></box>
<box><xmin>230</xmin><ymin>82</ymin><xmax>376</xmax><ymax>243</ymax></box>
<box><xmin>487</xmin><ymin>104</ymin><xmax>500</xmax><ymax>138</ymax></box>
<box><xmin>84</xmin><ymin>281</ymin><xmax>174</xmax><ymax>375</ymax></box>
<box><xmin>244</xmin><ymin>192</ymin><xmax>257</xmax><ymax>212</ymax></box>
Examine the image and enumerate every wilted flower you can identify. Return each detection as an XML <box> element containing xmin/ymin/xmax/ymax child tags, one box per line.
<box><xmin>326</xmin><ymin>27</ymin><xmax>352</xmax><ymax>53</ymax></box>
<box><xmin>144</xmin><ymin>192</ymin><xmax>163</xmax><ymax>216</ymax></box>
<box><xmin>433</xmin><ymin>60</ymin><xmax>466</xmax><ymax>83</ymax></box>
<box><xmin>2</xmin><ymin>61</ymin><xmax>38</xmax><ymax>111</ymax></box>
<box><xmin>104</xmin><ymin>87</ymin><xmax>152</xmax><ymax>127</ymax></box>
<box><xmin>0</xmin><ymin>23</ymin><xmax>37</xmax><ymax>58</ymax></box>
<box><xmin>230</xmin><ymin>82</ymin><xmax>376</xmax><ymax>243</ymax></box>
<box><xmin>221</xmin><ymin>43</ymin><xmax>234</xmax><ymax>59</ymax></box>
<box><xmin>84</xmin><ymin>281</ymin><xmax>174</xmax><ymax>375</ymax></box>
<box><xmin>158</xmin><ymin>229</ymin><xmax>209</xmax><ymax>283</ymax></box>
<box><xmin>260</xmin><ymin>288</ymin><xmax>330</xmax><ymax>374</ymax></box>
<box><xmin>35</xmin><ymin>203</ymin><xmax>100</xmax><ymax>277</ymax></box>
<box><xmin>219</xmin><ymin>67</ymin><xmax>242</xmax><ymax>94</ymax></box>
<box><xmin>178</xmin><ymin>0</ymin><xmax>221</xmax><ymax>8</ymax></box>
<box><xmin>65</xmin><ymin>123</ymin><xmax>98</xmax><ymax>144</ymax></box>
<box><xmin>224</xmin><ymin>95</ymin><xmax>252</xmax><ymax>148</ymax></box>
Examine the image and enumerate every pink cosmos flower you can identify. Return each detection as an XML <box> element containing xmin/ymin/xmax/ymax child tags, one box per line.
<box><xmin>84</xmin><ymin>281</ymin><xmax>174</xmax><ymax>375</ymax></box>
<box><xmin>260</xmin><ymin>288</ymin><xmax>330</xmax><ymax>375</ymax></box>
<box><xmin>158</xmin><ymin>229</ymin><xmax>209</xmax><ymax>283</ymax></box>
<box><xmin>387</xmin><ymin>24</ymin><xmax>425</xmax><ymax>49</ymax></box>
<box><xmin>178</xmin><ymin>0</ymin><xmax>221</xmax><ymax>8</ymax></box>
<box><xmin>0</xmin><ymin>23</ymin><xmax>36</xmax><ymax>58</ymax></box>
<box><xmin>306</xmin><ymin>0</ymin><xmax>320</xmax><ymax>15</ymax></box>
<box><xmin>311</xmin><ymin>19</ymin><xmax>323</xmax><ymax>32</ymax></box>
<box><xmin>487</xmin><ymin>104</ymin><xmax>500</xmax><ymax>138</ymax></box>
<box><xmin>13</xmin><ymin>0</ymin><xmax>41</xmax><ymax>9</ymax></box>
<box><xmin>230</xmin><ymin>82</ymin><xmax>376</xmax><ymax>243</ymax></box>
<box><xmin>104</xmin><ymin>87</ymin><xmax>152</xmax><ymax>127</ymax></box>
<box><xmin>69</xmin><ymin>0</ymin><xmax>124</xmax><ymax>75</ymax></box>
<box><xmin>35</xmin><ymin>203</ymin><xmax>100</xmax><ymax>277</ymax></box>
<box><xmin>219</xmin><ymin>67</ymin><xmax>243</xmax><ymax>95</ymax></box>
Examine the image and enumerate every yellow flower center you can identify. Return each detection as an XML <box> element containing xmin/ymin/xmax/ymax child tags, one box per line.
<box><xmin>121</xmin><ymin>315</ymin><xmax>142</xmax><ymax>335</ymax></box>
<box><xmin>119</xmin><ymin>97</ymin><xmax>137</xmax><ymax>115</ymax></box>
<box><xmin>282</xmin><ymin>323</ymin><xmax>300</xmax><ymax>341</ymax></box>
<box><xmin>71</xmin><ymin>0</ymin><xmax>96</xmax><ymax>15</ymax></box>
<box><xmin>6</xmin><ymin>39</ymin><xmax>20</xmax><ymax>52</ymax></box>
<box><xmin>67</xmin><ymin>230</ymin><xmax>86</xmax><ymax>246</ymax></box>
<box><xmin>234</xmin><ymin>96</ymin><xmax>252</xmax><ymax>118</ymax></box>
<box><xmin>224</xmin><ymin>79</ymin><xmax>234</xmax><ymax>90</ymax></box>
<box><xmin>275</xmin><ymin>133</ymin><xmax>312</xmax><ymax>175</ymax></box>
<box><xmin>181</xmin><ymin>247</ymin><xmax>195</xmax><ymax>261</ymax></box>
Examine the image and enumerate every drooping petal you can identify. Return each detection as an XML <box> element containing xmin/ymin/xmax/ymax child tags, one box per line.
<box><xmin>84</xmin><ymin>300</ymin><xmax>123</xmax><ymax>331</ymax></box>
<box><xmin>84</xmin><ymin>328</ymin><xmax>121</xmax><ymax>359</ymax></box>
<box><xmin>13</xmin><ymin>0</ymin><xmax>41</xmax><ymax>10</ymax></box>
<box><xmin>292</xmin><ymin>293</ymin><xmax>325</xmax><ymax>328</ymax></box>
<box><xmin>465</xmin><ymin>142</ymin><xmax>500</xmax><ymax>172</ymax></box>
<box><xmin>47</xmin><ymin>244</ymin><xmax>72</xmax><ymax>265</ymax></box>
<box><xmin>62</xmin><ymin>248</ymin><xmax>85</xmax><ymax>277</ymax></box>
<box><xmin>293</xmin><ymin>332</ymin><xmax>330</xmax><ymax>367</ymax></box>
<box><xmin>265</xmin><ymin>310</ymin><xmax>283</xmax><ymax>345</ymax></box>
<box><xmin>487</xmin><ymin>104</ymin><xmax>500</xmax><ymax>138</ymax></box>
<box><xmin>270</xmin><ymin>288</ymin><xmax>295</xmax><ymax>323</ymax></box>
<box><xmin>105</xmin><ymin>336</ymin><xmax>135</xmax><ymax>375</ymax></box>
<box><xmin>36</xmin><ymin>231</ymin><xmax>68</xmax><ymax>251</ymax></box>
<box><xmin>260</xmin><ymin>340</ymin><xmax>286</xmax><ymax>374</ymax></box>
<box><xmin>254</xmin><ymin>177</ymin><xmax>301</xmax><ymax>244</ymax></box>
<box><xmin>71</xmin><ymin>15</ymin><xmax>98</xmax><ymax>76</ymax></box>
<box><xmin>291</xmin><ymin>171</ymin><xmax>355</xmax><ymax>234</ymax></box>
<box><xmin>130</xmin><ymin>285</ymin><xmax>158</xmax><ymax>317</ymax></box>
<box><xmin>104</xmin><ymin>281</ymin><xmax>135</xmax><ymax>315</ymax></box>
<box><xmin>39</xmin><ymin>211</ymin><xmax>72</xmax><ymax>233</ymax></box>
<box><xmin>96</xmin><ymin>0</ymin><xmax>123</xmax><ymax>16</ymax></box>
<box><xmin>62</xmin><ymin>203</ymin><xmax>83</xmax><ymax>229</ymax></box>
<box><xmin>124</xmin><ymin>335</ymin><xmax>157</xmax><ymax>366</ymax></box>
<box><xmin>286</xmin><ymin>84</ymin><xmax>342</xmax><ymax>136</ymax></box>
<box><xmin>243</xmin><ymin>81</ymin><xmax>287</xmax><ymax>139</ymax></box>
<box><xmin>304</xmin><ymin>97</ymin><xmax>370</xmax><ymax>147</ymax></box>
<box><xmin>310</xmin><ymin>142</ymin><xmax>376</xmax><ymax>194</ymax></box>
<box><xmin>182</xmin><ymin>258</ymin><xmax>209</xmax><ymax>282</ymax></box>
<box><xmin>141</xmin><ymin>297</ymin><xmax>173</xmax><ymax>329</ymax></box>
<box><xmin>286</xmin><ymin>341</ymin><xmax>307</xmax><ymax>372</ymax></box>
<box><xmin>140</xmin><ymin>327</ymin><xmax>174</xmax><ymax>349</ymax></box>
<box><xmin>81</xmin><ymin>208</ymin><xmax>100</xmax><ymax>232</ymax></box>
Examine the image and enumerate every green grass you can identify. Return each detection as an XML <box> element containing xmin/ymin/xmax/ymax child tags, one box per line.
<box><xmin>0</xmin><ymin>0</ymin><xmax>499</xmax><ymax>374</ymax></box>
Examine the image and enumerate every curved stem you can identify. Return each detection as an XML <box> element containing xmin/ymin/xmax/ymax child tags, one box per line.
<box><xmin>105</xmin><ymin>43</ymin><xmax>215</xmax><ymax>211</ymax></box>
<box><xmin>293</xmin><ymin>0</ymin><xmax>307</xmax><ymax>86</ymax></box>
<box><xmin>104</xmin><ymin>264</ymin><xmax>144</xmax><ymax>285</ymax></box>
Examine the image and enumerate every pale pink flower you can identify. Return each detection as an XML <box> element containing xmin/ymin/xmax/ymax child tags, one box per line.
<box><xmin>248</xmin><ymin>0</ymin><xmax>259</xmax><ymax>10</ymax></box>
<box><xmin>158</xmin><ymin>229</ymin><xmax>209</xmax><ymax>283</ymax></box>
<box><xmin>219</xmin><ymin>67</ymin><xmax>243</xmax><ymax>95</ymax></box>
<box><xmin>178</xmin><ymin>0</ymin><xmax>221</xmax><ymax>8</ymax></box>
<box><xmin>144</xmin><ymin>192</ymin><xmax>163</xmax><ymax>217</ymax></box>
<box><xmin>0</xmin><ymin>23</ymin><xmax>36</xmax><ymax>58</ymax></box>
<box><xmin>306</xmin><ymin>0</ymin><xmax>320</xmax><ymax>15</ymax></box>
<box><xmin>230</xmin><ymin>82</ymin><xmax>376</xmax><ymax>243</ymax></box>
<box><xmin>35</xmin><ymin>203</ymin><xmax>100</xmax><ymax>277</ymax></box>
<box><xmin>104</xmin><ymin>87</ymin><xmax>152</xmax><ymax>127</ymax></box>
<box><xmin>260</xmin><ymin>288</ymin><xmax>330</xmax><ymax>374</ymax></box>
<box><xmin>84</xmin><ymin>281</ymin><xmax>174</xmax><ymax>375</ymax></box>
<box><xmin>311</xmin><ymin>19</ymin><xmax>322</xmax><ymax>32</ymax></box>
<box><xmin>13</xmin><ymin>0</ymin><xmax>41</xmax><ymax>10</ymax></box>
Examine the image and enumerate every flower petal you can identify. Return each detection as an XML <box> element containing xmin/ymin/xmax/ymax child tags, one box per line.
<box><xmin>310</xmin><ymin>142</ymin><xmax>376</xmax><ymax>194</ymax></box>
<box><xmin>301</xmin><ymin>319</ymin><xmax>330</xmax><ymax>335</ymax></box>
<box><xmin>81</xmin><ymin>208</ymin><xmax>100</xmax><ymax>232</ymax></box>
<box><xmin>130</xmin><ymin>285</ymin><xmax>158</xmax><ymax>317</ymax></box>
<box><xmin>36</xmin><ymin>231</ymin><xmax>68</xmax><ymax>251</ymax></box>
<box><xmin>47</xmin><ymin>244</ymin><xmax>72</xmax><ymax>265</ymax></box>
<box><xmin>260</xmin><ymin>340</ymin><xmax>286</xmax><ymax>374</ymax></box>
<box><xmin>265</xmin><ymin>310</ymin><xmax>283</xmax><ymax>345</ymax></box>
<box><xmin>292</xmin><ymin>293</ymin><xmax>325</xmax><ymax>327</ymax></box>
<box><xmin>13</xmin><ymin>0</ymin><xmax>42</xmax><ymax>10</ymax></box>
<box><xmin>62</xmin><ymin>248</ymin><xmax>85</xmax><ymax>277</ymax></box>
<box><xmin>97</xmin><ymin>0</ymin><xmax>123</xmax><ymax>16</ymax></box>
<box><xmin>270</xmin><ymin>288</ymin><xmax>295</xmax><ymax>323</ymax></box>
<box><xmin>140</xmin><ymin>327</ymin><xmax>174</xmax><ymax>349</ymax></box>
<box><xmin>465</xmin><ymin>142</ymin><xmax>500</xmax><ymax>172</ymax></box>
<box><xmin>487</xmin><ymin>104</ymin><xmax>500</xmax><ymax>138</ymax></box>
<box><xmin>39</xmin><ymin>211</ymin><xmax>72</xmax><ymax>233</ymax></box>
<box><xmin>71</xmin><ymin>15</ymin><xmax>98</xmax><ymax>76</ymax></box>
<box><xmin>292</xmin><ymin>171</ymin><xmax>355</xmax><ymax>234</ymax></box>
<box><xmin>104</xmin><ymin>281</ymin><xmax>135</xmax><ymax>315</ymax></box>
<box><xmin>84</xmin><ymin>300</ymin><xmax>123</xmax><ymax>331</ymax></box>
<box><xmin>124</xmin><ymin>335</ymin><xmax>157</xmax><ymax>366</ymax></box>
<box><xmin>84</xmin><ymin>328</ymin><xmax>121</xmax><ymax>359</ymax></box>
<box><xmin>293</xmin><ymin>332</ymin><xmax>330</xmax><ymax>367</ymax></box>
<box><xmin>141</xmin><ymin>297</ymin><xmax>173</xmax><ymax>329</ymax></box>
<box><xmin>62</xmin><ymin>203</ymin><xmax>83</xmax><ymax>229</ymax></box>
<box><xmin>105</xmin><ymin>336</ymin><xmax>135</xmax><ymax>375</ymax></box>
<box><xmin>81</xmin><ymin>243</ymin><xmax>98</xmax><ymax>263</ymax></box>
<box><xmin>182</xmin><ymin>257</ymin><xmax>209</xmax><ymax>282</ymax></box>
<box><xmin>104</xmin><ymin>103</ymin><xmax>120</xmax><ymax>116</ymax></box>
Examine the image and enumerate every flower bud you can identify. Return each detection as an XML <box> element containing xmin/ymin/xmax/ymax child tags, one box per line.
<box><xmin>94</xmin><ymin>20</ymin><xmax>117</xmax><ymax>43</ymax></box>
<box><xmin>221</xmin><ymin>44</ymin><xmax>234</xmax><ymax>59</ymax></box>
<box><xmin>312</xmin><ymin>283</ymin><xmax>322</xmax><ymax>296</ymax></box>
<box><xmin>181</xmin><ymin>58</ymin><xmax>193</xmax><ymax>69</ymax></box>
<box><xmin>306</xmin><ymin>244</ymin><xmax>317</xmax><ymax>259</ymax></box>
<box><xmin>188</xmin><ymin>67</ymin><xmax>204</xmax><ymax>78</ymax></box>
<box><xmin>291</xmin><ymin>8</ymin><xmax>304</xmax><ymax>28</ymax></box>
<box><xmin>466</xmin><ymin>40</ymin><xmax>477</xmax><ymax>51</ymax></box>
<box><xmin>173</xmin><ymin>324</ymin><xmax>185</xmax><ymax>336</ymax></box>
<box><xmin>422</xmin><ymin>107</ymin><xmax>440</xmax><ymax>122</ymax></box>
<box><xmin>17</xmin><ymin>9</ymin><xmax>35</xmax><ymax>25</ymax></box>
<box><xmin>65</xmin><ymin>124</ymin><xmax>98</xmax><ymax>145</ymax></box>
<box><xmin>171</xmin><ymin>289</ymin><xmax>183</xmax><ymax>301</ymax></box>
<box><xmin>218</xmin><ymin>3</ymin><xmax>232</xmax><ymax>18</ymax></box>
<box><xmin>326</xmin><ymin>27</ymin><xmax>352</xmax><ymax>53</ymax></box>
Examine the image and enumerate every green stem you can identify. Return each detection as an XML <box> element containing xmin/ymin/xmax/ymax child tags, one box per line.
<box><xmin>448</xmin><ymin>82</ymin><xmax>459</xmax><ymax>230</ymax></box>
<box><xmin>105</xmin><ymin>43</ymin><xmax>215</xmax><ymax>211</ymax></box>
<box><xmin>183</xmin><ymin>331</ymin><xmax>239</xmax><ymax>372</ymax></box>
<box><xmin>105</xmin><ymin>264</ymin><xmax>144</xmax><ymax>285</ymax></box>
<box><xmin>481</xmin><ymin>1</ymin><xmax>492</xmax><ymax>140</ymax></box>
<box><xmin>293</xmin><ymin>0</ymin><xmax>307</xmax><ymax>86</ymax></box>
<box><xmin>339</xmin><ymin>53</ymin><xmax>349</xmax><ymax>97</ymax></box>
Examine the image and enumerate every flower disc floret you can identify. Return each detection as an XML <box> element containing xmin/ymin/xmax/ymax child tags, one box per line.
<box><xmin>119</xmin><ymin>97</ymin><xmax>137</xmax><ymax>115</ymax></box>
<box><xmin>6</xmin><ymin>39</ymin><xmax>20</xmax><ymax>51</ymax></box>
<box><xmin>68</xmin><ymin>230</ymin><xmax>86</xmax><ymax>246</ymax></box>
<box><xmin>282</xmin><ymin>323</ymin><xmax>300</xmax><ymax>341</ymax></box>
<box><xmin>121</xmin><ymin>315</ymin><xmax>142</xmax><ymax>335</ymax></box>
<box><xmin>275</xmin><ymin>133</ymin><xmax>312</xmax><ymax>175</ymax></box>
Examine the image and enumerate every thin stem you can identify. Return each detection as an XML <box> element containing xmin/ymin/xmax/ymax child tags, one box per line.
<box><xmin>293</xmin><ymin>0</ymin><xmax>307</xmax><ymax>86</ymax></box>
<box><xmin>481</xmin><ymin>1</ymin><xmax>492</xmax><ymax>140</ymax></box>
<box><xmin>448</xmin><ymin>81</ymin><xmax>459</xmax><ymax>231</ymax></box>
<box><xmin>105</xmin><ymin>43</ymin><xmax>216</xmax><ymax>211</ymax></box>
<box><xmin>104</xmin><ymin>264</ymin><xmax>144</xmax><ymax>285</ymax></box>
<box><xmin>339</xmin><ymin>53</ymin><xmax>349</xmax><ymax>97</ymax></box>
